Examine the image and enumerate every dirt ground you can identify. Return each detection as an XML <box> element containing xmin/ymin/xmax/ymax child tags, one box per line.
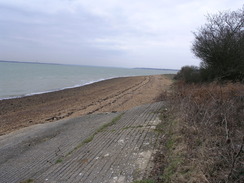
<box><xmin>0</xmin><ymin>75</ymin><xmax>172</xmax><ymax>136</ymax></box>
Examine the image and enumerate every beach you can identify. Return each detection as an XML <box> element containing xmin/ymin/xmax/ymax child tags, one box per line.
<box><xmin>0</xmin><ymin>75</ymin><xmax>172</xmax><ymax>136</ymax></box>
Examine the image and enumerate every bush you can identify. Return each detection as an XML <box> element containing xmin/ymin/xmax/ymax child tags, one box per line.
<box><xmin>192</xmin><ymin>6</ymin><xmax>244</xmax><ymax>82</ymax></box>
<box><xmin>174</xmin><ymin>66</ymin><xmax>201</xmax><ymax>83</ymax></box>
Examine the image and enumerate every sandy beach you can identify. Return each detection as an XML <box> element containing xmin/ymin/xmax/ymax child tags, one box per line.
<box><xmin>0</xmin><ymin>75</ymin><xmax>172</xmax><ymax>136</ymax></box>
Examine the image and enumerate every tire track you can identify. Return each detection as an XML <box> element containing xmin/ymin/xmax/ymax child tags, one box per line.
<box><xmin>74</xmin><ymin>76</ymin><xmax>151</xmax><ymax>115</ymax></box>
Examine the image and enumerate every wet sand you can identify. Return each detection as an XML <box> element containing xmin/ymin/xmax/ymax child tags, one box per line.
<box><xmin>0</xmin><ymin>75</ymin><xmax>172</xmax><ymax>136</ymax></box>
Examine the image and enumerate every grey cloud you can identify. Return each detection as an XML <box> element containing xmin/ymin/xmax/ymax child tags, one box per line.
<box><xmin>0</xmin><ymin>0</ymin><xmax>243</xmax><ymax>69</ymax></box>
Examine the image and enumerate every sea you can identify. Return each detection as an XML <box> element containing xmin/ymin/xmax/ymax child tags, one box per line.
<box><xmin>0</xmin><ymin>61</ymin><xmax>177</xmax><ymax>100</ymax></box>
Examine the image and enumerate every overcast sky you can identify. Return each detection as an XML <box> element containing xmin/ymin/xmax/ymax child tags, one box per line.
<box><xmin>0</xmin><ymin>0</ymin><xmax>243</xmax><ymax>69</ymax></box>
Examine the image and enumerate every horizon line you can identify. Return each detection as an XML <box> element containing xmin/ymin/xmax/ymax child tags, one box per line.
<box><xmin>0</xmin><ymin>60</ymin><xmax>179</xmax><ymax>71</ymax></box>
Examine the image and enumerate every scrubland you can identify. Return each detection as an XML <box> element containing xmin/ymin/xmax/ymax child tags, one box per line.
<box><xmin>153</xmin><ymin>81</ymin><xmax>244</xmax><ymax>183</ymax></box>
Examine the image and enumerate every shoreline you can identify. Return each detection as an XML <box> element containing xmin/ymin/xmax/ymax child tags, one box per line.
<box><xmin>0</xmin><ymin>75</ymin><xmax>172</xmax><ymax>136</ymax></box>
<box><xmin>1</xmin><ymin>61</ymin><xmax>178</xmax><ymax>101</ymax></box>
<box><xmin>0</xmin><ymin>74</ymin><xmax>175</xmax><ymax>101</ymax></box>
<box><xmin>0</xmin><ymin>78</ymin><xmax>111</xmax><ymax>101</ymax></box>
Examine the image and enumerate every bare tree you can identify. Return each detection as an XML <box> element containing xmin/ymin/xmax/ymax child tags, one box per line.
<box><xmin>192</xmin><ymin>6</ymin><xmax>244</xmax><ymax>81</ymax></box>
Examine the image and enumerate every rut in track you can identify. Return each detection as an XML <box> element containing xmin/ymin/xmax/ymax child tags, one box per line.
<box><xmin>0</xmin><ymin>102</ymin><xmax>165</xmax><ymax>183</ymax></box>
<box><xmin>45</xmin><ymin>76</ymin><xmax>151</xmax><ymax>121</ymax></box>
<box><xmin>78</xmin><ymin>76</ymin><xmax>152</xmax><ymax>115</ymax></box>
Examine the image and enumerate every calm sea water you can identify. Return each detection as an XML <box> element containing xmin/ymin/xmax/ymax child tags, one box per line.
<box><xmin>0</xmin><ymin>61</ymin><xmax>177</xmax><ymax>100</ymax></box>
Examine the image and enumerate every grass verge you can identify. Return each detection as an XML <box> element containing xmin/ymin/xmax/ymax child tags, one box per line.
<box><xmin>150</xmin><ymin>107</ymin><xmax>190</xmax><ymax>183</ymax></box>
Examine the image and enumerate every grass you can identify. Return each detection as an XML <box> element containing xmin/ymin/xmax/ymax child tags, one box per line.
<box><xmin>156</xmin><ymin>109</ymin><xmax>188</xmax><ymax>183</ymax></box>
<box><xmin>65</xmin><ymin>113</ymin><xmax>124</xmax><ymax>157</ymax></box>
<box><xmin>132</xmin><ymin>179</ymin><xmax>155</xmax><ymax>183</ymax></box>
<box><xmin>122</xmin><ymin>125</ymin><xmax>144</xmax><ymax>130</ymax></box>
<box><xmin>132</xmin><ymin>107</ymin><xmax>189</xmax><ymax>183</ymax></box>
<box><xmin>20</xmin><ymin>179</ymin><xmax>34</xmax><ymax>183</ymax></box>
<box><xmin>55</xmin><ymin>159</ymin><xmax>63</xmax><ymax>164</ymax></box>
<box><xmin>82</xmin><ymin>135</ymin><xmax>94</xmax><ymax>144</ymax></box>
<box><xmin>97</xmin><ymin>112</ymin><xmax>124</xmax><ymax>133</ymax></box>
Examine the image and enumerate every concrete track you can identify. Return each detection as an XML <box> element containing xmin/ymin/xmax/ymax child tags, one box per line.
<box><xmin>0</xmin><ymin>102</ymin><xmax>164</xmax><ymax>183</ymax></box>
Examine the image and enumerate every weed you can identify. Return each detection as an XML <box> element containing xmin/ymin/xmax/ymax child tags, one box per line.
<box><xmin>83</xmin><ymin>135</ymin><xmax>94</xmax><ymax>144</ymax></box>
<box><xmin>162</xmin><ymin>155</ymin><xmax>183</xmax><ymax>183</ymax></box>
<box><xmin>66</xmin><ymin>113</ymin><xmax>124</xmax><ymax>157</ymax></box>
<box><xmin>122</xmin><ymin>125</ymin><xmax>144</xmax><ymax>130</ymax></box>
<box><xmin>20</xmin><ymin>179</ymin><xmax>34</xmax><ymax>183</ymax></box>
<box><xmin>132</xmin><ymin>179</ymin><xmax>155</xmax><ymax>183</ymax></box>
<box><xmin>98</xmin><ymin>113</ymin><xmax>124</xmax><ymax>132</ymax></box>
<box><xmin>55</xmin><ymin>159</ymin><xmax>63</xmax><ymax>164</ymax></box>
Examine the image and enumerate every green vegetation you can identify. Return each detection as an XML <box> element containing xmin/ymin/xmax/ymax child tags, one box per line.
<box><xmin>132</xmin><ymin>179</ymin><xmax>155</xmax><ymax>183</ymax></box>
<box><xmin>122</xmin><ymin>125</ymin><xmax>144</xmax><ymax>130</ymax></box>
<box><xmin>174</xmin><ymin>65</ymin><xmax>201</xmax><ymax>83</ymax></box>
<box><xmin>20</xmin><ymin>179</ymin><xmax>34</xmax><ymax>183</ymax></box>
<box><xmin>153</xmin><ymin>108</ymin><xmax>189</xmax><ymax>183</ymax></box>
<box><xmin>96</xmin><ymin>113</ymin><xmax>124</xmax><ymax>133</ymax></box>
<box><xmin>55</xmin><ymin>159</ymin><xmax>63</xmax><ymax>164</ymax></box>
<box><xmin>66</xmin><ymin>113</ymin><xmax>124</xmax><ymax>157</ymax></box>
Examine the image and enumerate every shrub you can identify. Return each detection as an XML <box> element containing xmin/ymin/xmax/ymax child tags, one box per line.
<box><xmin>192</xmin><ymin>6</ymin><xmax>244</xmax><ymax>82</ymax></box>
<box><xmin>168</xmin><ymin>82</ymin><xmax>244</xmax><ymax>182</ymax></box>
<box><xmin>174</xmin><ymin>66</ymin><xmax>201</xmax><ymax>83</ymax></box>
